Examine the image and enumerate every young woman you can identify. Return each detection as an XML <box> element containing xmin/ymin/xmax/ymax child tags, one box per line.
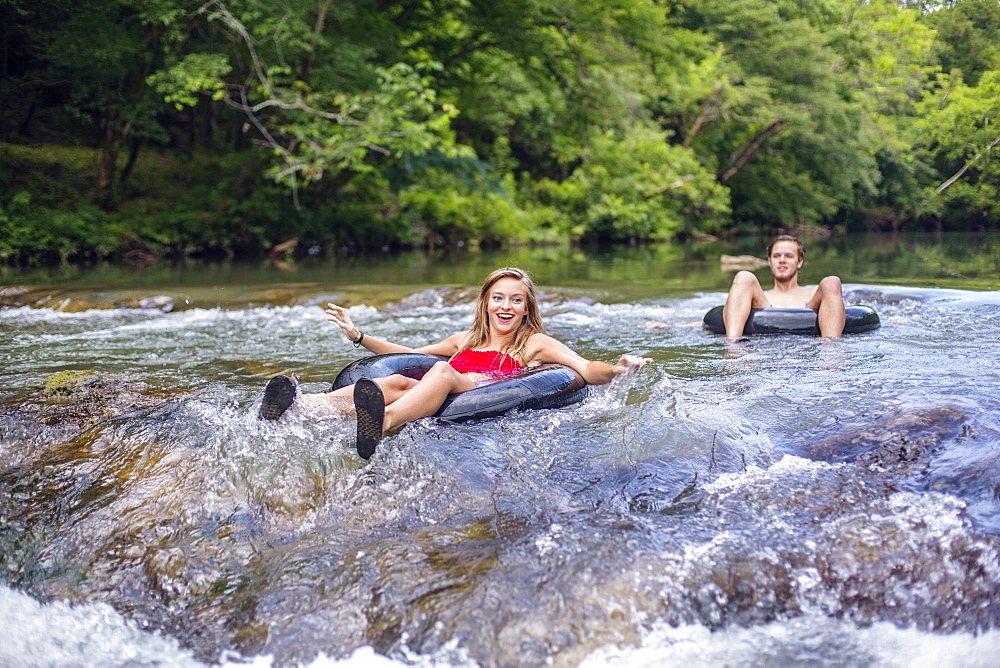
<box><xmin>261</xmin><ymin>267</ymin><xmax>651</xmax><ymax>459</ymax></box>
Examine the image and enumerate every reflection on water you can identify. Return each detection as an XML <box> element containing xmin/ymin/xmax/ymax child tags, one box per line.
<box><xmin>1</xmin><ymin>231</ymin><xmax>998</xmax><ymax>299</ymax></box>
<box><xmin>2</xmin><ymin>239</ymin><xmax>1000</xmax><ymax>666</ymax></box>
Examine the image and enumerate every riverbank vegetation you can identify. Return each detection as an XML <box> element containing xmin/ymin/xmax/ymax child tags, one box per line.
<box><xmin>1</xmin><ymin>0</ymin><xmax>998</xmax><ymax>264</ymax></box>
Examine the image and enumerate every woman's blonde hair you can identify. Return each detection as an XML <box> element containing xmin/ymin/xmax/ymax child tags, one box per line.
<box><xmin>458</xmin><ymin>267</ymin><xmax>545</xmax><ymax>362</ymax></box>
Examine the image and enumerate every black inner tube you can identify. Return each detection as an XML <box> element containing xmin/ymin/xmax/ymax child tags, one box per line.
<box><xmin>331</xmin><ymin>353</ymin><xmax>588</xmax><ymax>423</ymax></box>
<box><xmin>702</xmin><ymin>304</ymin><xmax>881</xmax><ymax>336</ymax></box>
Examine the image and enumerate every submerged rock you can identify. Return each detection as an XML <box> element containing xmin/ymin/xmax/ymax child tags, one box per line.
<box><xmin>720</xmin><ymin>254</ymin><xmax>768</xmax><ymax>271</ymax></box>
<box><xmin>794</xmin><ymin>405</ymin><xmax>966</xmax><ymax>472</ymax></box>
<box><xmin>0</xmin><ymin>370</ymin><xmax>189</xmax><ymax>450</ymax></box>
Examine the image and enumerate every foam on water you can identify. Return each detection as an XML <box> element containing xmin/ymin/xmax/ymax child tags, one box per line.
<box><xmin>0</xmin><ymin>584</ymin><xmax>203</xmax><ymax>667</ymax></box>
<box><xmin>5</xmin><ymin>582</ymin><xmax>998</xmax><ymax>668</ymax></box>
<box><xmin>581</xmin><ymin>615</ymin><xmax>1000</xmax><ymax>667</ymax></box>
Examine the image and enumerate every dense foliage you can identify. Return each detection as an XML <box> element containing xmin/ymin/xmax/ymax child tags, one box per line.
<box><xmin>1</xmin><ymin>0</ymin><xmax>998</xmax><ymax>262</ymax></box>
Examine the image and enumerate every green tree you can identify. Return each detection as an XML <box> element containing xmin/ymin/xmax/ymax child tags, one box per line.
<box><xmin>534</xmin><ymin>124</ymin><xmax>730</xmax><ymax>242</ymax></box>
<box><xmin>841</xmin><ymin>0</ymin><xmax>938</xmax><ymax>229</ymax></box>
<box><xmin>846</xmin><ymin>0</ymin><xmax>1000</xmax><ymax>230</ymax></box>
<box><xmin>7</xmin><ymin>0</ymin><xmax>999</xmax><ymax>262</ymax></box>
<box><xmin>161</xmin><ymin>0</ymin><xmax>731</xmax><ymax>242</ymax></box>
<box><xmin>906</xmin><ymin>69</ymin><xmax>1000</xmax><ymax>228</ymax></box>
<box><xmin>664</xmin><ymin>0</ymin><xmax>878</xmax><ymax>228</ymax></box>
<box><xmin>3</xmin><ymin>0</ymin><xmax>191</xmax><ymax>202</ymax></box>
<box><xmin>411</xmin><ymin>0</ymin><xmax>728</xmax><ymax>241</ymax></box>
<box><xmin>923</xmin><ymin>0</ymin><xmax>1000</xmax><ymax>87</ymax></box>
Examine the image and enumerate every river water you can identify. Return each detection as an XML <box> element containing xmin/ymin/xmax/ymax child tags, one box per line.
<box><xmin>1</xmin><ymin>234</ymin><xmax>1000</xmax><ymax>666</ymax></box>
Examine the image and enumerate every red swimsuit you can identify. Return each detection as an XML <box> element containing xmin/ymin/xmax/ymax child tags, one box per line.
<box><xmin>449</xmin><ymin>349</ymin><xmax>524</xmax><ymax>379</ymax></box>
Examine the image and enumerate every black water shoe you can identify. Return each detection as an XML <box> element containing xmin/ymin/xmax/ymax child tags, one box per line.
<box><xmin>354</xmin><ymin>378</ymin><xmax>385</xmax><ymax>460</ymax></box>
<box><xmin>260</xmin><ymin>375</ymin><xmax>297</xmax><ymax>420</ymax></box>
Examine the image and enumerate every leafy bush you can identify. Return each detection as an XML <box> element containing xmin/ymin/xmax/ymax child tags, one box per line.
<box><xmin>530</xmin><ymin>125</ymin><xmax>731</xmax><ymax>242</ymax></box>
<box><xmin>395</xmin><ymin>168</ymin><xmax>528</xmax><ymax>247</ymax></box>
<box><xmin>0</xmin><ymin>191</ymin><xmax>129</xmax><ymax>263</ymax></box>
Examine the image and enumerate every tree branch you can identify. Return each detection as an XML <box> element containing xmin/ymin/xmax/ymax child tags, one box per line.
<box><xmin>201</xmin><ymin>0</ymin><xmax>273</xmax><ymax>99</ymax></box>
<box><xmin>718</xmin><ymin>120</ymin><xmax>786</xmax><ymax>183</ymax></box>
<box><xmin>683</xmin><ymin>82</ymin><xmax>724</xmax><ymax>148</ymax></box>
<box><xmin>896</xmin><ymin>132</ymin><xmax>1000</xmax><ymax>228</ymax></box>
<box><xmin>306</xmin><ymin>0</ymin><xmax>334</xmax><ymax>79</ymax></box>
<box><xmin>645</xmin><ymin>174</ymin><xmax>694</xmax><ymax>197</ymax></box>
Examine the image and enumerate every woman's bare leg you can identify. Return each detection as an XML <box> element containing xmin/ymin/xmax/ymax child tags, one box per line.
<box><xmin>295</xmin><ymin>374</ymin><xmax>419</xmax><ymax>417</ymax></box>
<box><xmin>381</xmin><ymin>362</ymin><xmax>478</xmax><ymax>432</ymax></box>
<box><xmin>353</xmin><ymin>364</ymin><xmax>477</xmax><ymax>459</ymax></box>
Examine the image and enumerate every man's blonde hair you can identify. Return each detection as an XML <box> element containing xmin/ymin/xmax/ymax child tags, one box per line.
<box><xmin>768</xmin><ymin>234</ymin><xmax>805</xmax><ymax>260</ymax></box>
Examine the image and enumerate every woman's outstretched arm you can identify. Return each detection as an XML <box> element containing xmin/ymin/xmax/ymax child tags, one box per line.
<box><xmin>325</xmin><ymin>303</ymin><xmax>466</xmax><ymax>357</ymax></box>
<box><xmin>525</xmin><ymin>333</ymin><xmax>651</xmax><ymax>385</ymax></box>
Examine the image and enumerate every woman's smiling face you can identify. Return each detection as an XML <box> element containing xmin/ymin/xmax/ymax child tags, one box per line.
<box><xmin>486</xmin><ymin>277</ymin><xmax>528</xmax><ymax>335</ymax></box>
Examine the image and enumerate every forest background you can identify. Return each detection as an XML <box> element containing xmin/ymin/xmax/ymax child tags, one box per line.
<box><xmin>1</xmin><ymin>0</ymin><xmax>998</xmax><ymax>264</ymax></box>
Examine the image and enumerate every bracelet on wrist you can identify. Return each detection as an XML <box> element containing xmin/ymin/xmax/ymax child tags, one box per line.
<box><xmin>353</xmin><ymin>331</ymin><xmax>364</xmax><ymax>347</ymax></box>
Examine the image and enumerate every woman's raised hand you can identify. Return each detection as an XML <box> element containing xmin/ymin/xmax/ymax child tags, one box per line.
<box><xmin>325</xmin><ymin>303</ymin><xmax>362</xmax><ymax>343</ymax></box>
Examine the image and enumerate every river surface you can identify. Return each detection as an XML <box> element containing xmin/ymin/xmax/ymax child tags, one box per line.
<box><xmin>2</xmin><ymin>234</ymin><xmax>1000</xmax><ymax>666</ymax></box>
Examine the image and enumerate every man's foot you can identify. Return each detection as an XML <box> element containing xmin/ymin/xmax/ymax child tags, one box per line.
<box><xmin>260</xmin><ymin>375</ymin><xmax>297</xmax><ymax>420</ymax></box>
<box><xmin>354</xmin><ymin>378</ymin><xmax>385</xmax><ymax>460</ymax></box>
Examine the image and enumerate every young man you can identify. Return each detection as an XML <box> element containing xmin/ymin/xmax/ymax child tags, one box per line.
<box><xmin>722</xmin><ymin>235</ymin><xmax>846</xmax><ymax>340</ymax></box>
